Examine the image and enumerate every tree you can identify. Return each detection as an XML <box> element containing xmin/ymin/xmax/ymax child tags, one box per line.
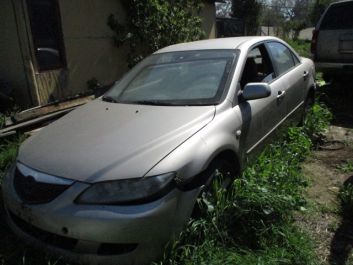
<box><xmin>310</xmin><ymin>0</ymin><xmax>335</xmax><ymax>26</ymax></box>
<box><xmin>291</xmin><ymin>0</ymin><xmax>310</xmax><ymax>39</ymax></box>
<box><xmin>260</xmin><ymin>0</ymin><xmax>313</xmax><ymax>39</ymax></box>
<box><xmin>216</xmin><ymin>0</ymin><xmax>232</xmax><ymax>17</ymax></box>
<box><xmin>108</xmin><ymin>0</ymin><xmax>204</xmax><ymax>68</ymax></box>
<box><xmin>232</xmin><ymin>0</ymin><xmax>262</xmax><ymax>35</ymax></box>
<box><xmin>261</xmin><ymin>4</ymin><xmax>284</xmax><ymax>28</ymax></box>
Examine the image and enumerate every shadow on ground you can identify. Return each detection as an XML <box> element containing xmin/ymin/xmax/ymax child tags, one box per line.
<box><xmin>329</xmin><ymin>176</ymin><xmax>353</xmax><ymax>265</ymax></box>
<box><xmin>318</xmin><ymin>78</ymin><xmax>353</xmax><ymax>129</ymax></box>
<box><xmin>313</xmin><ymin>77</ymin><xmax>353</xmax><ymax>265</ymax></box>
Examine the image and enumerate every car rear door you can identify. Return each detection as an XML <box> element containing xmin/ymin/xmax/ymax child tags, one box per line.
<box><xmin>316</xmin><ymin>1</ymin><xmax>353</xmax><ymax>64</ymax></box>
<box><xmin>266</xmin><ymin>41</ymin><xmax>307</xmax><ymax>125</ymax></box>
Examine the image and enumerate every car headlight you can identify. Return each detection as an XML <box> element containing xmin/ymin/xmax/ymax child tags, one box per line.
<box><xmin>75</xmin><ymin>173</ymin><xmax>175</xmax><ymax>205</ymax></box>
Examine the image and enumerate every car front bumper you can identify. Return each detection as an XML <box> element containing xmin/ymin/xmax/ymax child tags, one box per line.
<box><xmin>2</xmin><ymin>168</ymin><xmax>201</xmax><ymax>265</ymax></box>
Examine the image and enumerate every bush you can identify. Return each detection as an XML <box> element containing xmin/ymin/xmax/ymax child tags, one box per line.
<box><xmin>285</xmin><ymin>39</ymin><xmax>311</xmax><ymax>58</ymax></box>
<box><xmin>108</xmin><ymin>0</ymin><xmax>204</xmax><ymax>67</ymax></box>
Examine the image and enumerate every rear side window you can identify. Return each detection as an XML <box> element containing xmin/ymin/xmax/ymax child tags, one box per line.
<box><xmin>320</xmin><ymin>2</ymin><xmax>353</xmax><ymax>30</ymax></box>
<box><xmin>267</xmin><ymin>42</ymin><xmax>295</xmax><ymax>76</ymax></box>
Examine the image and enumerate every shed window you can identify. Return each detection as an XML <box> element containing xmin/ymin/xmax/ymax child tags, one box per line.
<box><xmin>27</xmin><ymin>0</ymin><xmax>66</xmax><ymax>71</ymax></box>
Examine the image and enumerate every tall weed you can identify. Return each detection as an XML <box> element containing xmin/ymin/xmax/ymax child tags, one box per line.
<box><xmin>303</xmin><ymin>103</ymin><xmax>333</xmax><ymax>144</ymax></box>
<box><xmin>157</xmin><ymin>103</ymin><xmax>331</xmax><ymax>265</ymax></box>
<box><xmin>0</xmin><ymin>136</ymin><xmax>24</xmax><ymax>183</ymax></box>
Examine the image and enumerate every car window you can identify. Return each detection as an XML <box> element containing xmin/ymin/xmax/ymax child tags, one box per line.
<box><xmin>267</xmin><ymin>42</ymin><xmax>296</xmax><ymax>76</ymax></box>
<box><xmin>240</xmin><ymin>45</ymin><xmax>275</xmax><ymax>88</ymax></box>
<box><xmin>292</xmin><ymin>53</ymin><xmax>300</xmax><ymax>65</ymax></box>
<box><xmin>105</xmin><ymin>50</ymin><xmax>238</xmax><ymax>106</ymax></box>
<box><xmin>119</xmin><ymin>60</ymin><xmax>228</xmax><ymax>101</ymax></box>
<box><xmin>320</xmin><ymin>2</ymin><xmax>353</xmax><ymax>30</ymax></box>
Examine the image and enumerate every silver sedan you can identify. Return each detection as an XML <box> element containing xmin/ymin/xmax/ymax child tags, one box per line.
<box><xmin>2</xmin><ymin>36</ymin><xmax>316</xmax><ymax>265</ymax></box>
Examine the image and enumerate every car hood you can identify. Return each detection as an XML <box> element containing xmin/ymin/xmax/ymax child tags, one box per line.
<box><xmin>18</xmin><ymin>100</ymin><xmax>215</xmax><ymax>183</ymax></box>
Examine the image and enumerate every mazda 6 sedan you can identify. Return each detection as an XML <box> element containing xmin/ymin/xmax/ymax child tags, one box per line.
<box><xmin>2</xmin><ymin>36</ymin><xmax>316</xmax><ymax>265</ymax></box>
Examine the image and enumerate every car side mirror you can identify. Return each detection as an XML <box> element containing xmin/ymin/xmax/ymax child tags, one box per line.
<box><xmin>242</xmin><ymin>83</ymin><xmax>271</xmax><ymax>101</ymax></box>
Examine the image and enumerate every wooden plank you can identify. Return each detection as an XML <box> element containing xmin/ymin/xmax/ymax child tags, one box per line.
<box><xmin>0</xmin><ymin>107</ymin><xmax>76</xmax><ymax>138</ymax></box>
<box><xmin>13</xmin><ymin>95</ymin><xmax>94</xmax><ymax>122</ymax></box>
<box><xmin>0</xmin><ymin>131</ymin><xmax>16</xmax><ymax>138</ymax></box>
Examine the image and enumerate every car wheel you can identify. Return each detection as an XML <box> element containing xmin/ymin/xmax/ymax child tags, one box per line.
<box><xmin>192</xmin><ymin>158</ymin><xmax>237</xmax><ymax>217</ymax></box>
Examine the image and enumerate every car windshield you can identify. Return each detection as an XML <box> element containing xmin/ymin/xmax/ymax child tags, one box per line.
<box><xmin>320</xmin><ymin>2</ymin><xmax>353</xmax><ymax>30</ymax></box>
<box><xmin>104</xmin><ymin>50</ymin><xmax>238</xmax><ymax>106</ymax></box>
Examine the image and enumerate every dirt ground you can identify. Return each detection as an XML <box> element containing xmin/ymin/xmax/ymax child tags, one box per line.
<box><xmin>297</xmin><ymin>79</ymin><xmax>353</xmax><ymax>265</ymax></box>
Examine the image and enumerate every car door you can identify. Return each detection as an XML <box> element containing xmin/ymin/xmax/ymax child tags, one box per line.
<box><xmin>266</xmin><ymin>41</ymin><xmax>307</xmax><ymax>124</ymax></box>
<box><xmin>237</xmin><ymin>44</ymin><xmax>286</xmax><ymax>160</ymax></box>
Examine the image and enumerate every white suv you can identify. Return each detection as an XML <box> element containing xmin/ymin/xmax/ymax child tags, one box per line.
<box><xmin>311</xmin><ymin>0</ymin><xmax>353</xmax><ymax>81</ymax></box>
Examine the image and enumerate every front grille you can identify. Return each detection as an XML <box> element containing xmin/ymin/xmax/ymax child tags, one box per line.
<box><xmin>9</xmin><ymin>210</ymin><xmax>78</xmax><ymax>250</ymax></box>
<box><xmin>13</xmin><ymin>167</ymin><xmax>70</xmax><ymax>204</ymax></box>
<box><xmin>10</xmin><ymin>210</ymin><xmax>138</xmax><ymax>255</ymax></box>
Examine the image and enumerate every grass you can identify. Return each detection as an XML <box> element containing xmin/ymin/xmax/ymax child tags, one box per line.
<box><xmin>0</xmin><ymin>136</ymin><xmax>24</xmax><ymax>184</ymax></box>
<box><xmin>154</xmin><ymin>103</ymin><xmax>332</xmax><ymax>265</ymax></box>
<box><xmin>339</xmin><ymin>184</ymin><xmax>353</xmax><ymax>218</ymax></box>
<box><xmin>0</xmin><ymin>114</ymin><xmax>5</xmax><ymax>129</ymax></box>
<box><xmin>0</xmin><ymin>103</ymin><xmax>332</xmax><ymax>265</ymax></box>
<box><xmin>286</xmin><ymin>39</ymin><xmax>311</xmax><ymax>58</ymax></box>
<box><xmin>337</xmin><ymin>160</ymin><xmax>353</xmax><ymax>174</ymax></box>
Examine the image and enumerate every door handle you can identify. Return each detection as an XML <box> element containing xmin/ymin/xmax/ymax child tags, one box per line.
<box><xmin>277</xmin><ymin>90</ymin><xmax>286</xmax><ymax>99</ymax></box>
<box><xmin>303</xmin><ymin>71</ymin><xmax>309</xmax><ymax>79</ymax></box>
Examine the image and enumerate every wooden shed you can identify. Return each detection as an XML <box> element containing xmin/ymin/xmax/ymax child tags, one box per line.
<box><xmin>0</xmin><ymin>0</ymin><xmax>218</xmax><ymax>108</ymax></box>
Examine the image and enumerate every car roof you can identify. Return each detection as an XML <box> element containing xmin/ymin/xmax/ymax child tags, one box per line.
<box><xmin>154</xmin><ymin>36</ymin><xmax>281</xmax><ymax>53</ymax></box>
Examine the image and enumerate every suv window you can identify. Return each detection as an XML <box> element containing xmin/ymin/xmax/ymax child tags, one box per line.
<box><xmin>320</xmin><ymin>2</ymin><xmax>353</xmax><ymax>30</ymax></box>
<box><xmin>240</xmin><ymin>45</ymin><xmax>275</xmax><ymax>88</ymax></box>
<box><xmin>267</xmin><ymin>42</ymin><xmax>295</xmax><ymax>76</ymax></box>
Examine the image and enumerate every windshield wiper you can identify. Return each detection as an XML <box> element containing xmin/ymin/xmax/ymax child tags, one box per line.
<box><xmin>128</xmin><ymin>100</ymin><xmax>175</xmax><ymax>106</ymax></box>
<box><xmin>102</xmin><ymin>95</ymin><xmax>118</xmax><ymax>103</ymax></box>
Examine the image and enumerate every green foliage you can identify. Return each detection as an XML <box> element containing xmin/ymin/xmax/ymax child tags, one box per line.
<box><xmin>286</xmin><ymin>39</ymin><xmax>311</xmax><ymax>58</ymax></box>
<box><xmin>156</xmin><ymin>103</ymin><xmax>332</xmax><ymax>265</ymax></box>
<box><xmin>339</xmin><ymin>184</ymin><xmax>353</xmax><ymax>218</ymax></box>
<box><xmin>232</xmin><ymin>0</ymin><xmax>261</xmax><ymax>35</ymax></box>
<box><xmin>225</xmin><ymin>127</ymin><xmax>311</xmax><ymax>247</ymax></box>
<box><xmin>108</xmin><ymin>0</ymin><xmax>205</xmax><ymax>67</ymax></box>
<box><xmin>156</xmin><ymin>225</ymin><xmax>316</xmax><ymax>265</ymax></box>
<box><xmin>310</xmin><ymin>0</ymin><xmax>336</xmax><ymax>26</ymax></box>
<box><xmin>0</xmin><ymin>136</ymin><xmax>24</xmax><ymax>184</ymax></box>
<box><xmin>337</xmin><ymin>160</ymin><xmax>353</xmax><ymax>173</ymax></box>
<box><xmin>261</xmin><ymin>0</ymin><xmax>312</xmax><ymax>39</ymax></box>
<box><xmin>0</xmin><ymin>114</ymin><xmax>5</xmax><ymax>129</ymax></box>
<box><xmin>303</xmin><ymin>103</ymin><xmax>333</xmax><ymax>143</ymax></box>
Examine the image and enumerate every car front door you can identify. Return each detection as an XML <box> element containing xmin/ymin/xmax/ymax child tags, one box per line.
<box><xmin>237</xmin><ymin>44</ymin><xmax>286</xmax><ymax>161</ymax></box>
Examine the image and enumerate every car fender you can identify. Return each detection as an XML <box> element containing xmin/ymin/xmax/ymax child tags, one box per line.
<box><xmin>302</xmin><ymin>57</ymin><xmax>316</xmax><ymax>93</ymax></box>
<box><xmin>145</xmin><ymin>103</ymin><xmax>242</xmax><ymax>185</ymax></box>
